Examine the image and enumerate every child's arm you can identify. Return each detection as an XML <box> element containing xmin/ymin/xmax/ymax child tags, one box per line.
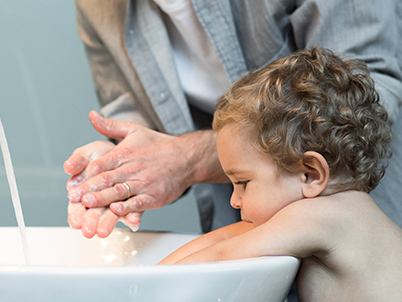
<box><xmin>174</xmin><ymin>197</ymin><xmax>339</xmax><ymax>264</ymax></box>
<box><xmin>158</xmin><ymin>221</ymin><xmax>255</xmax><ymax>265</ymax></box>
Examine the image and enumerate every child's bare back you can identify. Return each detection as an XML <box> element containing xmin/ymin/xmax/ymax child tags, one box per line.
<box><xmin>291</xmin><ymin>191</ymin><xmax>402</xmax><ymax>301</ymax></box>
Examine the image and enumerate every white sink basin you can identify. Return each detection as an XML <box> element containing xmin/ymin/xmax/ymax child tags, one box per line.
<box><xmin>0</xmin><ymin>227</ymin><xmax>299</xmax><ymax>302</ymax></box>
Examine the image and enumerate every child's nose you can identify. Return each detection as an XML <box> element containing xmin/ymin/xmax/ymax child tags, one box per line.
<box><xmin>230</xmin><ymin>194</ymin><xmax>241</xmax><ymax>209</ymax></box>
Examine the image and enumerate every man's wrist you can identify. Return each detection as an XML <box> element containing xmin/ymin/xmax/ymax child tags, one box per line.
<box><xmin>177</xmin><ymin>130</ymin><xmax>228</xmax><ymax>185</ymax></box>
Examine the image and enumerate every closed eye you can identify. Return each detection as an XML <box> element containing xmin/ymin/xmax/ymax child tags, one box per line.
<box><xmin>234</xmin><ymin>180</ymin><xmax>249</xmax><ymax>189</ymax></box>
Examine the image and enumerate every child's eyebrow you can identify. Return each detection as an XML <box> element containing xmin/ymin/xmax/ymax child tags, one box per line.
<box><xmin>224</xmin><ymin>169</ymin><xmax>246</xmax><ymax>176</ymax></box>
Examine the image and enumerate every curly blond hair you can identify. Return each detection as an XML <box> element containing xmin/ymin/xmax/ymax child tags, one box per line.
<box><xmin>213</xmin><ymin>47</ymin><xmax>392</xmax><ymax>192</ymax></box>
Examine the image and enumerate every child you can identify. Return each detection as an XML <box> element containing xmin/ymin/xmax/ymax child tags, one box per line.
<box><xmin>159</xmin><ymin>47</ymin><xmax>402</xmax><ymax>301</ymax></box>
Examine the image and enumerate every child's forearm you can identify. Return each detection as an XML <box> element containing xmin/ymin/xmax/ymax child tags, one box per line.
<box><xmin>173</xmin><ymin>227</ymin><xmax>262</xmax><ymax>264</ymax></box>
<box><xmin>174</xmin><ymin>198</ymin><xmax>334</xmax><ymax>265</ymax></box>
<box><xmin>158</xmin><ymin>221</ymin><xmax>254</xmax><ymax>265</ymax></box>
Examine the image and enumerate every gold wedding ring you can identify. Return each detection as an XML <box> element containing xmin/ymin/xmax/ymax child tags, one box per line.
<box><xmin>122</xmin><ymin>182</ymin><xmax>131</xmax><ymax>199</ymax></box>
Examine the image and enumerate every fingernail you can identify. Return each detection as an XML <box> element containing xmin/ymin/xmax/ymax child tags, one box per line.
<box><xmin>68</xmin><ymin>189</ymin><xmax>81</xmax><ymax>202</ymax></box>
<box><xmin>67</xmin><ymin>181</ymin><xmax>76</xmax><ymax>191</ymax></box>
<box><xmin>113</xmin><ymin>203</ymin><xmax>123</xmax><ymax>214</ymax></box>
<box><xmin>67</xmin><ymin>175</ymin><xmax>84</xmax><ymax>190</ymax></box>
<box><xmin>83</xmin><ymin>194</ymin><xmax>96</xmax><ymax>207</ymax></box>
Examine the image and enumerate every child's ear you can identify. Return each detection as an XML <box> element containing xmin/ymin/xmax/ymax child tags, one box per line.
<box><xmin>300</xmin><ymin>151</ymin><xmax>329</xmax><ymax>198</ymax></box>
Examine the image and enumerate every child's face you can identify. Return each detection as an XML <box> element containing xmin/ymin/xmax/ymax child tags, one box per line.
<box><xmin>217</xmin><ymin>124</ymin><xmax>304</xmax><ymax>226</ymax></box>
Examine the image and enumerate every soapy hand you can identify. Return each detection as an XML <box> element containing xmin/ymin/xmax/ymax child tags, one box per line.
<box><xmin>67</xmin><ymin>201</ymin><xmax>141</xmax><ymax>238</ymax></box>
<box><xmin>64</xmin><ymin>137</ymin><xmax>142</xmax><ymax>238</ymax></box>
<box><xmin>64</xmin><ymin>111</ymin><xmax>199</xmax><ymax>238</ymax></box>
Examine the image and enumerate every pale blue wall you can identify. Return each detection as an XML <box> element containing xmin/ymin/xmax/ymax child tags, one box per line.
<box><xmin>0</xmin><ymin>0</ymin><xmax>200</xmax><ymax>234</ymax></box>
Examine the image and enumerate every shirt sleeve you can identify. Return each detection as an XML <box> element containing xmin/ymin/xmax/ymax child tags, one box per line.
<box><xmin>75</xmin><ymin>0</ymin><xmax>155</xmax><ymax>129</ymax></box>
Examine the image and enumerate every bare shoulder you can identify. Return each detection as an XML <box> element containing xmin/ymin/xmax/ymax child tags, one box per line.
<box><xmin>294</xmin><ymin>191</ymin><xmax>402</xmax><ymax>301</ymax></box>
<box><xmin>255</xmin><ymin>192</ymin><xmax>368</xmax><ymax>258</ymax></box>
<box><xmin>285</xmin><ymin>191</ymin><xmax>388</xmax><ymax>228</ymax></box>
<box><xmin>276</xmin><ymin>191</ymin><xmax>370</xmax><ymax>232</ymax></box>
<box><xmin>272</xmin><ymin>191</ymin><xmax>402</xmax><ymax>257</ymax></box>
<box><xmin>312</xmin><ymin>190</ymin><xmax>402</xmax><ymax>234</ymax></box>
